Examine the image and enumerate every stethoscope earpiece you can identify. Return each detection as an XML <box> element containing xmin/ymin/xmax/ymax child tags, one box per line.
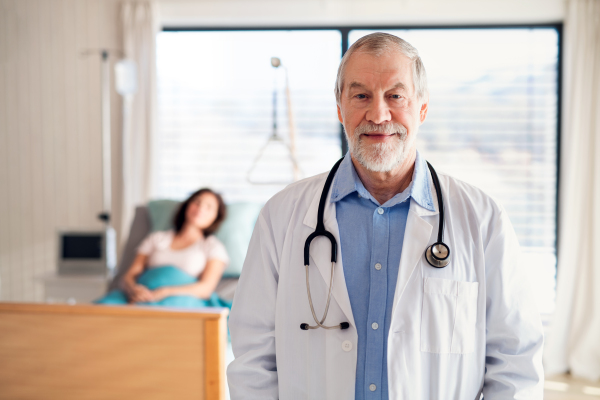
<box><xmin>300</xmin><ymin>322</ymin><xmax>349</xmax><ymax>330</ymax></box>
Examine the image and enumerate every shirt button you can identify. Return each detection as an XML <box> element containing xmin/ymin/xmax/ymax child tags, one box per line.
<box><xmin>370</xmin><ymin>384</ymin><xmax>377</xmax><ymax>391</ymax></box>
<box><xmin>374</xmin><ymin>263</ymin><xmax>382</xmax><ymax>270</ymax></box>
<box><xmin>372</xmin><ymin>322</ymin><xmax>379</xmax><ymax>330</ymax></box>
<box><xmin>342</xmin><ymin>340</ymin><xmax>353</xmax><ymax>352</ymax></box>
<box><xmin>377</xmin><ymin>207</ymin><xmax>384</xmax><ymax>214</ymax></box>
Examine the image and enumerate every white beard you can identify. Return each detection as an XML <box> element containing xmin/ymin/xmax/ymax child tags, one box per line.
<box><xmin>345</xmin><ymin>123</ymin><xmax>410</xmax><ymax>172</ymax></box>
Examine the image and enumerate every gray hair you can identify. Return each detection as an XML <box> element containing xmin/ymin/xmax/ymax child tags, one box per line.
<box><xmin>334</xmin><ymin>32</ymin><xmax>428</xmax><ymax>105</ymax></box>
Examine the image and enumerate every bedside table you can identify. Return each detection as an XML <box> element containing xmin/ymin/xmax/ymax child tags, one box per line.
<box><xmin>40</xmin><ymin>273</ymin><xmax>109</xmax><ymax>304</ymax></box>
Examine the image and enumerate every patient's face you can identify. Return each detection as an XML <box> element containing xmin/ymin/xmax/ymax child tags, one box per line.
<box><xmin>186</xmin><ymin>192</ymin><xmax>219</xmax><ymax>231</ymax></box>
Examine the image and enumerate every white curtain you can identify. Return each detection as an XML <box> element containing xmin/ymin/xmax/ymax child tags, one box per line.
<box><xmin>119</xmin><ymin>1</ymin><xmax>158</xmax><ymax>244</ymax></box>
<box><xmin>544</xmin><ymin>0</ymin><xmax>600</xmax><ymax>381</ymax></box>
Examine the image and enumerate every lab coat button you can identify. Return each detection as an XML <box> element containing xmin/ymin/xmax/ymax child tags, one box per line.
<box><xmin>372</xmin><ymin>322</ymin><xmax>379</xmax><ymax>330</ymax></box>
<box><xmin>342</xmin><ymin>340</ymin><xmax>353</xmax><ymax>352</ymax></box>
<box><xmin>370</xmin><ymin>384</ymin><xmax>377</xmax><ymax>391</ymax></box>
<box><xmin>374</xmin><ymin>263</ymin><xmax>382</xmax><ymax>270</ymax></box>
<box><xmin>377</xmin><ymin>207</ymin><xmax>384</xmax><ymax>214</ymax></box>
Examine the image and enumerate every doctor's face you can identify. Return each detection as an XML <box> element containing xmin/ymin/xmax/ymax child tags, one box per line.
<box><xmin>337</xmin><ymin>49</ymin><xmax>428</xmax><ymax>172</ymax></box>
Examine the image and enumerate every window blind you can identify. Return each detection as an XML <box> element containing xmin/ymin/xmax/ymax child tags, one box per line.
<box><xmin>154</xmin><ymin>30</ymin><xmax>342</xmax><ymax>204</ymax></box>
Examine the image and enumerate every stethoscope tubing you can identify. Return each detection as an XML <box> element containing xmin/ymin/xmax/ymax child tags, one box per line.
<box><xmin>301</xmin><ymin>157</ymin><xmax>347</xmax><ymax>330</ymax></box>
<box><xmin>302</xmin><ymin>262</ymin><xmax>344</xmax><ymax>330</ymax></box>
<box><xmin>301</xmin><ymin>155</ymin><xmax>450</xmax><ymax>330</ymax></box>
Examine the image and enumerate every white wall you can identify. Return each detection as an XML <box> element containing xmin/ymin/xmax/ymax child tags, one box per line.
<box><xmin>158</xmin><ymin>0</ymin><xmax>565</xmax><ymax>27</ymax></box>
<box><xmin>0</xmin><ymin>0</ymin><xmax>123</xmax><ymax>301</ymax></box>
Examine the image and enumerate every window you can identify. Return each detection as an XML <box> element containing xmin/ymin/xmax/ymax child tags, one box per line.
<box><xmin>349</xmin><ymin>29</ymin><xmax>559</xmax><ymax>314</ymax></box>
<box><xmin>154</xmin><ymin>30</ymin><xmax>342</xmax><ymax>203</ymax></box>
<box><xmin>155</xmin><ymin>26</ymin><xmax>560</xmax><ymax>314</ymax></box>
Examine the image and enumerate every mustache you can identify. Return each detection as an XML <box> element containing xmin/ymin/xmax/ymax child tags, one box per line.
<box><xmin>354</xmin><ymin>123</ymin><xmax>408</xmax><ymax>136</ymax></box>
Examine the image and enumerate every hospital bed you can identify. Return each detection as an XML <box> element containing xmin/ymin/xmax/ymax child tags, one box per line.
<box><xmin>109</xmin><ymin>202</ymin><xmax>262</xmax><ymax>300</ymax></box>
<box><xmin>0</xmin><ymin>202</ymin><xmax>261</xmax><ymax>399</ymax></box>
<box><xmin>0</xmin><ymin>302</ymin><xmax>228</xmax><ymax>399</ymax></box>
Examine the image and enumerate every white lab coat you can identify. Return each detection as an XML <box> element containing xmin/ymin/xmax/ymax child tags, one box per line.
<box><xmin>227</xmin><ymin>168</ymin><xmax>544</xmax><ymax>400</ymax></box>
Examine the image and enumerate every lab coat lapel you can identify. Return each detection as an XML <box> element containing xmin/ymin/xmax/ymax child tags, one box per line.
<box><xmin>303</xmin><ymin>182</ymin><xmax>356</xmax><ymax>328</ymax></box>
<box><xmin>393</xmin><ymin>174</ymin><xmax>439</xmax><ymax>311</ymax></box>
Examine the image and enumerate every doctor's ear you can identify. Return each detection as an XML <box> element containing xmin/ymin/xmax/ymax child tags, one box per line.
<box><xmin>337</xmin><ymin>105</ymin><xmax>344</xmax><ymax>124</ymax></box>
<box><xmin>419</xmin><ymin>100</ymin><xmax>429</xmax><ymax>125</ymax></box>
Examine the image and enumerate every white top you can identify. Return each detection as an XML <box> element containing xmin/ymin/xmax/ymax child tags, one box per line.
<box><xmin>137</xmin><ymin>230</ymin><xmax>229</xmax><ymax>277</ymax></box>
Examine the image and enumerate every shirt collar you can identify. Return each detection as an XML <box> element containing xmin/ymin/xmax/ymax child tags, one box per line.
<box><xmin>331</xmin><ymin>150</ymin><xmax>435</xmax><ymax>211</ymax></box>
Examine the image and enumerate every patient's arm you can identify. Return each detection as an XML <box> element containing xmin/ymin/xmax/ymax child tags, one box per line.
<box><xmin>122</xmin><ymin>253</ymin><xmax>153</xmax><ymax>303</ymax></box>
<box><xmin>151</xmin><ymin>259</ymin><xmax>226</xmax><ymax>300</ymax></box>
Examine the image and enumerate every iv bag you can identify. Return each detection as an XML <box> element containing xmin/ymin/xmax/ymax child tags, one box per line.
<box><xmin>115</xmin><ymin>59</ymin><xmax>137</xmax><ymax>96</ymax></box>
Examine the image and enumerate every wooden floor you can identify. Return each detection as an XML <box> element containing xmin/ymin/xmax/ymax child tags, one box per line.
<box><xmin>545</xmin><ymin>374</ymin><xmax>600</xmax><ymax>399</ymax></box>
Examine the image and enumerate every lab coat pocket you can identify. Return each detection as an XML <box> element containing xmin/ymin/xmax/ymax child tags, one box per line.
<box><xmin>420</xmin><ymin>277</ymin><xmax>479</xmax><ymax>354</ymax></box>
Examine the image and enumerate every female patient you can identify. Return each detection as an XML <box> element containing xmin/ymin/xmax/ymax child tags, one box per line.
<box><xmin>97</xmin><ymin>188</ymin><xmax>229</xmax><ymax>307</ymax></box>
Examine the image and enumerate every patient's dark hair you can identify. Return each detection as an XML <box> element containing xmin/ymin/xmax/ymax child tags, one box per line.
<box><xmin>173</xmin><ymin>188</ymin><xmax>226</xmax><ymax>237</ymax></box>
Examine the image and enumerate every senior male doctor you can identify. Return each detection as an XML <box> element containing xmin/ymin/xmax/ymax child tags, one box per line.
<box><xmin>227</xmin><ymin>32</ymin><xmax>544</xmax><ymax>400</ymax></box>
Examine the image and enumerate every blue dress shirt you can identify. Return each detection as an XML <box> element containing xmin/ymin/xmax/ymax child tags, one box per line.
<box><xmin>331</xmin><ymin>151</ymin><xmax>435</xmax><ymax>400</ymax></box>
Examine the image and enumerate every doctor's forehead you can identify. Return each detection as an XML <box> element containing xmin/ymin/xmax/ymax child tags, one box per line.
<box><xmin>342</xmin><ymin>51</ymin><xmax>415</xmax><ymax>91</ymax></box>
<box><xmin>347</xmin><ymin>81</ymin><xmax>409</xmax><ymax>92</ymax></box>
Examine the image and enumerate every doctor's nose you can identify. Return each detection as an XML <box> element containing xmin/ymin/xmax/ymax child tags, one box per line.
<box><xmin>366</xmin><ymin>96</ymin><xmax>392</xmax><ymax>125</ymax></box>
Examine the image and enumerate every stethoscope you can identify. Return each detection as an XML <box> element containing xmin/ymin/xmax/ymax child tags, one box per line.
<box><xmin>300</xmin><ymin>156</ymin><xmax>450</xmax><ymax>331</ymax></box>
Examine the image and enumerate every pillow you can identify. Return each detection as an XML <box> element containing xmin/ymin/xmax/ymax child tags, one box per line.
<box><xmin>215</xmin><ymin>203</ymin><xmax>263</xmax><ymax>278</ymax></box>
<box><xmin>145</xmin><ymin>200</ymin><xmax>263</xmax><ymax>278</ymax></box>
<box><xmin>147</xmin><ymin>199</ymin><xmax>180</xmax><ymax>232</ymax></box>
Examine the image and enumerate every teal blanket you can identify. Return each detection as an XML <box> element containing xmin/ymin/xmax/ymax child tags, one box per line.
<box><xmin>95</xmin><ymin>266</ymin><xmax>232</xmax><ymax>309</ymax></box>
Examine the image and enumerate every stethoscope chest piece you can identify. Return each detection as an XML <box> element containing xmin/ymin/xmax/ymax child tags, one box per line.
<box><xmin>424</xmin><ymin>161</ymin><xmax>451</xmax><ymax>269</ymax></box>
<box><xmin>425</xmin><ymin>242</ymin><xmax>450</xmax><ymax>268</ymax></box>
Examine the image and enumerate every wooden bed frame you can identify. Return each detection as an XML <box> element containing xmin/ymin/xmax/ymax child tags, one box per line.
<box><xmin>0</xmin><ymin>302</ymin><xmax>228</xmax><ymax>400</ymax></box>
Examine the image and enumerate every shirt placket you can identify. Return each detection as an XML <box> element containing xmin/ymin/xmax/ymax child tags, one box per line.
<box><xmin>364</xmin><ymin>206</ymin><xmax>390</xmax><ymax>399</ymax></box>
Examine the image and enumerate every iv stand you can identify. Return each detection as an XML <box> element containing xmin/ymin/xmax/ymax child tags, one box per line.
<box><xmin>80</xmin><ymin>49</ymin><xmax>123</xmax><ymax>277</ymax></box>
<box><xmin>100</xmin><ymin>50</ymin><xmax>111</xmax><ymax>224</ymax></box>
<box><xmin>247</xmin><ymin>57</ymin><xmax>301</xmax><ymax>185</ymax></box>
